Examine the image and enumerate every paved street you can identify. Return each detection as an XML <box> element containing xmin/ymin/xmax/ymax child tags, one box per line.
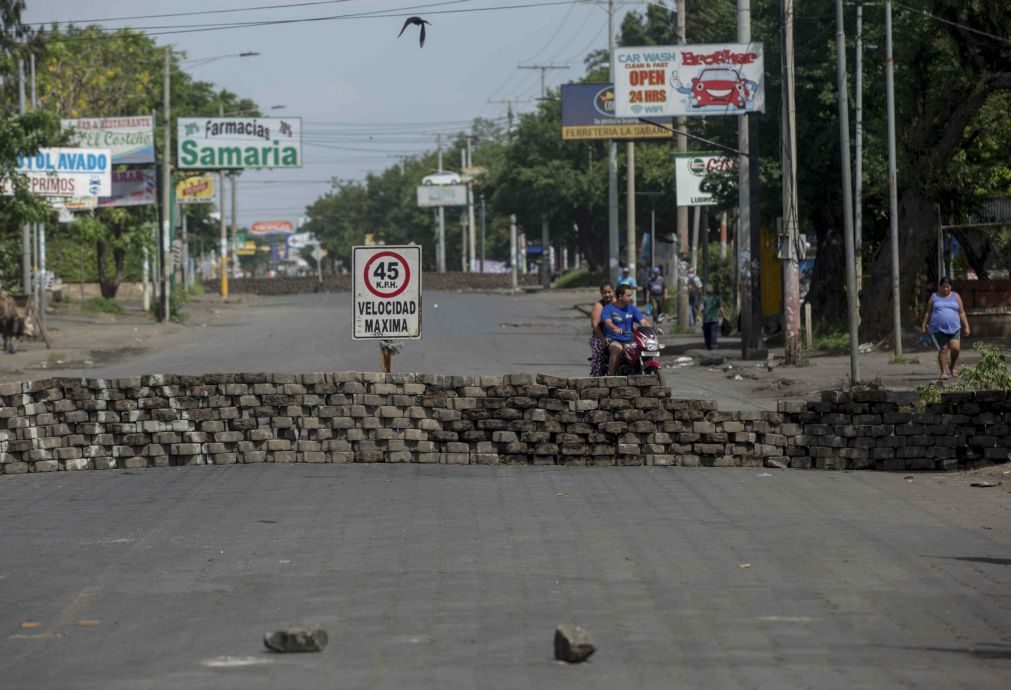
<box><xmin>1</xmin><ymin>464</ymin><xmax>1008</xmax><ymax>689</ymax></box>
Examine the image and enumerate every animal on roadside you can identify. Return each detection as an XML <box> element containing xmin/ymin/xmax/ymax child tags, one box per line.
<box><xmin>0</xmin><ymin>293</ymin><xmax>25</xmax><ymax>354</ymax></box>
<box><xmin>398</xmin><ymin>16</ymin><xmax>430</xmax><ymax>47</ymax></box>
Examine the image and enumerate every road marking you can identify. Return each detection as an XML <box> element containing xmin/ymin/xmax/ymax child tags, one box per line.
<box><xmin>202</xmin><ymin>656</ymin><xmax>274</xmax><ymax>668</ymax></box>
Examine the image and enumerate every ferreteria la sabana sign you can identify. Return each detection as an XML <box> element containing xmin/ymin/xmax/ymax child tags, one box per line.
<box><xmin>176</xmin><ymin>117</ymin><xmax>302</xmax><ymax>169</ymax></box>
<box><xmin>0</xmin><ymin>148</ymin><xmax>112</xmax><ymax>196</ymax></box>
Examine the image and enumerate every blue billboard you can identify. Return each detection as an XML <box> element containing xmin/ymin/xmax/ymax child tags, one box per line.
<box><xmin>560</xmin><ymin>83</ymin><xmax>670</xmax><ymax>141</ymax></box>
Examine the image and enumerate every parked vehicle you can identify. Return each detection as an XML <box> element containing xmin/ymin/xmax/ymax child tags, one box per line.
<box><xmin>614</xmin><ymin>325</ymin><xmax>663</xmax><ymax>375</ymax></box>
<box><xmin>422</xmin><ymin>170</ymin><xmax>462</xmax><ymax>185</ymax></box>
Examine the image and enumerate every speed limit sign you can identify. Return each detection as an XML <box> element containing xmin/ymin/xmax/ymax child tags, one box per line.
<box><xmin>353</xmin><ymin>245</ymin><xmax>422</xmax><ymax>339</ymax></box>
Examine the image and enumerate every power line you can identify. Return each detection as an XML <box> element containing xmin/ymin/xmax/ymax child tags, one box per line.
<box><xmin>893</xmin><ymin>1</ymin><xmax>1011</xmax><ymax>46</ymax></box>
<box><xmin>41</xmin><ymin>0</ymin><xmax>583</xmax><ymax>41</ymax></box>
<box><xmin>26</xmin><ymin>0</ymin><xmax>358</xmax><ymax>26</ymax></box>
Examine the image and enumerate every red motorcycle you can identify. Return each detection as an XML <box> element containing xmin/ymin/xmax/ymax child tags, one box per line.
<box><xmin>614</xmin><ymin>325</ymin><xmax>663</xmax><ymax>375</ymax></box>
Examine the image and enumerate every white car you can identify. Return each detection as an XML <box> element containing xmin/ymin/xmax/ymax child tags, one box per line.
<box><xmin>422</xmin><ymin>170</ymin><xmax>462</xmax><ymax>186</ymax></box>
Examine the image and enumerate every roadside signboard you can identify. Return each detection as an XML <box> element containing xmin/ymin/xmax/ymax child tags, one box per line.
<box><xmin>49</xmin><ymin>196</ymin><xmax>98</xmax><ymax>210</ymax></box>
<box><xmin>62</xmin><ymin>116</ymin><xmax>155</xmax><ymax>164</ymax></box>
<box><xmin>1</xmin><ymin>147</ymin><xmax>112</xmax><ymax>197</ymax></box>
<box><xmin>176</xmin><ymin>173</ymin><xmax>216</xmax><ymax>204</ymax></box>
<box><xmin>613</xmin><ymin>43</ymin><xmax>765</xmax><ymax>118</ymax></box>
<box><xmin>250</xmin><ymin>220</ymin><xmax>294</xmax><ymax>235</ymax></box>
<box><xmin>98</xmin><ymin>168</ymin><xmax>157</xmax><ymax>208</ymax></box>
<box><xmin>286</xmin><ymin>232</ymin><xmax>314</xmax><ymax>250</ymax></box>
<box><xmin>416</xmin><ymin>185</ymin><xmax>467</xmax><ymax>207</ymax></box>
<box><xmin>176</xmin><ymin>117</ymin><xmax>302</xmax><ymax>170</ymax></box>
<box><xmin>674</xmin><ymin>152</ymin><xmax>735</xmax><ymax>206</ymax></box>
<box><xmin>561</xmin><ymin>83</ymin><xmax>670</xmax><ymax>140</ymax></box>
<box><xmin>353</xmin><ymin>245</ymin><xmax>422</xmax><ymax>340</ymax></box>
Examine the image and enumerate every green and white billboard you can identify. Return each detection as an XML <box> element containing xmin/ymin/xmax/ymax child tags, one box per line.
<box><xmin>176</xmin><ymin>117</ymin><xmax>302</xmax><ymax>169</ymax></box>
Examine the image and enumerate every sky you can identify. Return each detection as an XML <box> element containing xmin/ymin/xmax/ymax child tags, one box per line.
<box><xmin>24</xmin><ymin>0</ymin><xmax>651</xmax><ymax>229</ymax></box>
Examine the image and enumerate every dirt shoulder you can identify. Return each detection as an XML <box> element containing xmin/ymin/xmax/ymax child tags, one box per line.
<box><xmin>0</xmin><ymin>293</ymin><xmax>263</xmax><ymax>383</ymax></box>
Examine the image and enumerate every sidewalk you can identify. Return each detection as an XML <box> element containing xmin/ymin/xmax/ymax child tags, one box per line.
<box><xmin>574</xmin><ymin>296</ymin><xmax>982</xmax><ymax>411</ymax></box>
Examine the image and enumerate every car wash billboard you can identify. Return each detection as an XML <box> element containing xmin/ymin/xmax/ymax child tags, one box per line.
<box><xmin>62</xmin><ymin>116</ymin><xmax>155</xmax><ymax>164</ymax></box>
<box><xmin>177</xmin><ymin>117</ymin><xmax>302</xmax><ymax>169</ymax></box>
<box><xmin>613</xmin><ymin>43</ymin><xmax>764</xmax><ymax>118</ymax></box>
<box><xmin>560</xmin><ymin>83</ymin><xmax>670</xmax><ymax>140</ymax></box>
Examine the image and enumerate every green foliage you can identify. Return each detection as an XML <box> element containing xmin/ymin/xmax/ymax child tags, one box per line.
<box><xmin>552</xmin><ymin>267</ymin><xmax>610</xmax><ymax>289</ymax></box>
<box><xmin>81</xmin><ymin>297</ymin><xmax>124</xmax><ymax>315</ymax></box>
<box><xmin>889</xmin><ymin>355</ymin><xmax>919</xmax><ymax>365</ymax></box>
<box><xmin>811</xmin><ymin>328</ymin><xmax>850</xmax><ymax>352</ymax></box>
<box><xmin>956</xmin><ymin>342</ymin><xmax>1011</xmax><ymax>391</ymax></box>
<box><xmin>916</xmin><ymin>382</ymin><xmax>943</xmax><ymax>408</ymax></box>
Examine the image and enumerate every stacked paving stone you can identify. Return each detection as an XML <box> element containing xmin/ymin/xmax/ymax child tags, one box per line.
<box><xmin>774</xmin><ymin>389</ymin><xmax>1011</xmax><ymax>470</ymax></box>
<box><xmin>205</xmin><ymin>272</ymin><xmax>540</xmax><ymax>297</ymax></box>
<box><xmin>1</xmin><ymin>375</ymin><xmax>1007</xmax><ymax>475</ymax></box>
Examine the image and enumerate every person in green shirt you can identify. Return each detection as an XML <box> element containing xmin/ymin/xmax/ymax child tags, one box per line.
<box><xmin>701</xmin><ymin>283</ymin><xmax>724</xmax><ymax>350</ymax></box>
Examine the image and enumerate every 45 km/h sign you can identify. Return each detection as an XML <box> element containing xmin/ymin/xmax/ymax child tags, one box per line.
<box><xmin>353</xmin><ymin>245</ymin><xmax>422</xmax><ymax>340</ymax></box>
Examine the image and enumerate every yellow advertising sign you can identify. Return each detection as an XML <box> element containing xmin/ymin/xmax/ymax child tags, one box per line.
<box><xmin>176</xmin><ymin>173</ymin><xmax>216</xmax><ymax>204</ymax></box>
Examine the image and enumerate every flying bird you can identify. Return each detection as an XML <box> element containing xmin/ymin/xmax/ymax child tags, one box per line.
<box><xmin>398</xmin><ymin>16</ymin><xmax>430</xmax><ymax>48</ymax></box>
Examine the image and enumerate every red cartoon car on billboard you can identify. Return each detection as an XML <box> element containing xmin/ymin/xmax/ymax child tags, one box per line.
<box><xmin>689</xmin><ymin>68</ymin><xmax>756</xmax><ymax>108</ymax></box>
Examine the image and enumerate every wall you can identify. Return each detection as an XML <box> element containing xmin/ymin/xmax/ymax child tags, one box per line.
<box><xmin>1</xmin><ymin>373</ymin><xmax>1007</xmax><ymax>475</ymax></box>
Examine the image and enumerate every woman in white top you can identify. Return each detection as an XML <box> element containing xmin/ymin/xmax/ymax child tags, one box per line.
<box><xmin>920</xmin><ymin>276</ymin><xmax>970</xmax><ymax>380</ymax></box>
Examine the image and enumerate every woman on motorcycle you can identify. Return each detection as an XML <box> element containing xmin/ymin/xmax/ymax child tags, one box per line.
<box><xmin>589</xmin><ymin>281</ymin><xmax>614</xmax><ymax>376</ymax></box>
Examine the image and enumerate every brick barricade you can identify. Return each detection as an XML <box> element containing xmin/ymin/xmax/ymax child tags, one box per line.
<box><xmin>0</xmin><ymin>375</ymin><xmax>1007</xmax><ymax>474</ymax></box>
<box><xmin>204</xmin><ymin>272</ymin><xmax>541</xmax><ymax>296</ymax></box>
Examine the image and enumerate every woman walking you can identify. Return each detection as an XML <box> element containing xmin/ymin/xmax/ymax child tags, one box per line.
<box><xmin>920</xmin><ymin>276</ymin><xmax>970</xmax><ymax>380</ymax></box>
<box><xmin>589</xmin><ymin>281</ymin><xmax>614</xmax><ymax>376</ymax></box>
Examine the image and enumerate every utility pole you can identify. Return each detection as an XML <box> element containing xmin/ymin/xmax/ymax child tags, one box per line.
<box><xmin>738</xmin><ymin>0</ymin><xmax>762</xmax><ymax>358</ymax></box>
<box><xmin>510</xmin><ymin>214</ymin><xmax>518</xmax><ymax>290</ymax></box>
<box><xmin>541</xmin><ymin>214</ymin><xmax>551</xmax><ymax>288</ymax></box>
<box><xmin>676</xmin><ymin>0</ymin><xmax>690</xmax><ymax>329</ymax></box>
<box><xmin>230</xmin><ymin>172</ymin><xmax>238</xmax><ymax>279</ymax></box>
<box><xmin>518</xmin><ymin>64</ymin><xmax>568</xmax><ymax>100</ymax></box>
<box><xmin>18</xmin><ymin>57</ymin><xmax>30</xmax><ymax>296</ymax></box>
<box><xmin>626</xmin><ymin>141</ymin><xmax>636</xmax><ymax>299</ymax></box>
<box><xmin>436</xmin><ymin>134</ymin><xmax>446</xmax><ymax>272</ymax></box>
<box><xmin>608</xmin><ymin>0</ymin><xmax>620</xmax><ymax>282</ymax></box>
<box><xmin>781</xmin><ymin>0</ymin><xmax>801</xmax><ymax>364</ymax></box>
<box><xmin>854</xmin><ymin>1</ymin><xmax>864</xmax><ymax>293</ymax></box>
<box><xmin>218</xmin><ymin>104</ymin><xmax>228</xmax><ymax>298</ymax></box>
<box><xmin>885</xmin><ymin>0</ymin><xmax>902</xmax><ymax>356</ymax></box>
<box><xmin>466</xmin><ymin>138</ymin><xmax>476</xmax><ymax>272</ymax></box>
<box><xmin>488</xmin><ymin>98</ymin><xmax>533</xmax><ymax>134</ymax></box>
<box><xmin>480</xmin><ymin>194</ymin><xmax>486</xmax><ymax>272</ymax></box>
<box><xmin>160</xmin><ymin>46</ymin><xmax>171</xmax><ymax>322</ymax></box>
<box><xmin>835</xmin><ymin>0</ymin><xmax>860</xmax><ymax>383</ymax></box>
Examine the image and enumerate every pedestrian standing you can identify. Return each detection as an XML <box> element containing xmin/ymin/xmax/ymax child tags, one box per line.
<box><xmin>616</xmin><ymin>266</ymin><xmax>638</xmax><ymax>305</ymax></box>
<box><xmin>701</xmin><ymin>284</ymin><xmax>723</xmax><ymax>350</ymax></box>
<box><xmin>646</xmin><ymin>267</ymin><xmax>668</xmax><ymax>321</ymax></box>
<box><xmin>589</xmin><ymin>281</ymin><xmax>614</xmax><ymax>376</ymax></box>
<box><xmin>686</xmin><ymin>266</ymin><xmax>702</xmax><ymax>328</ymax></box>
<box><xmin>920</xmin><ymin>276</ymin><xmax>970</xmax><ymax>380</ymax></box>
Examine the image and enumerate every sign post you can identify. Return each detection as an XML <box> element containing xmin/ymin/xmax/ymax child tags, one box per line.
<box><xmin>353</xmin><ymin>245</ymin><xmax>422</xmax><ymax>371</ymax></box>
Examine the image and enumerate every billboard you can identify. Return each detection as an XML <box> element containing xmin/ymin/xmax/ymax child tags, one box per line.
<box><xmin>62</xmin><ymin>116</ymin><xmax>155</xmax><ymax>164</ymax></box>
<box><xmin>176</xmin><ymin>117</ymin><xmax>302</xmax><ymax>170</ymax></box>
<box><xmin>560</xmin><ymin>83</ymin><xmax>669</xmax><ymax>140</ymax></box>
<box><xmin>176</xmin><ymin>173</ymin><xmax>216</xmax><ymax>204</ymax></box>
<box><xmin>250</xmin><ymin>220</ymin><xmax>294</xmax><ymax>235</ymax></box>
<box><xmin>1</xmin><ymin>148</ymin><xmax>112</xmax><ymax>197</ymax></box>
<box><xmin>97</xmin><ymin>168</ymin><xmax>157</xmax><ymax>208</ymax></box>
<box><xmin>675</xmin><ymin>153</ymin><xmax>735</xmax><ymax>206</ymax></box>
<box><xmin>416</xmin><ymin>185</ymin><xmax>467</xmax><ymax>207</ymax></box>
<box><xmin>614</xmin><ymin>43</ymin><xmax>765</xmax><ymax>118</ymax></box>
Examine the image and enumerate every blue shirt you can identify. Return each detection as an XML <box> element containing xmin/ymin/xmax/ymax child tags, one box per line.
<box><xmin>600</xmin><ymin>303</ymin><xmax>644</xmax><ymax>343</ymax></box>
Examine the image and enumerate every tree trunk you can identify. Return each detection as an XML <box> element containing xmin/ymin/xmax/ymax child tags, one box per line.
<box><xmin>96</xmin><ymin>239</ymin><xmax>120</xmax><ymax>299</ymax></box>
<box><xmin>860</xmin><ymin>188</ymin><xmax>939</xmax><ymax>342</ymax></box>
<box><xmin>802</xmin><ymin>206</ymin><xmax>848</xmax><ymax>329</ymax></box>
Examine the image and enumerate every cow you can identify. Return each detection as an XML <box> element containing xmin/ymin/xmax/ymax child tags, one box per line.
<box><xmin>0</xmin><ymin>293</ymin><xmax>25</xmax><ymax>354</ymax></box>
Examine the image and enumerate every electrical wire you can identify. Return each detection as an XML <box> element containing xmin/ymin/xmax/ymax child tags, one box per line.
<box><xmin>894</xmin><ymin>1</ymin><xmax>1011</xmax><ymax>46</ymax></box>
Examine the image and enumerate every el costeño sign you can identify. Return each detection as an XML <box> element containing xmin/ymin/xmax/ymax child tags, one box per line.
<box><xmin>176</xmin><ymin>117</ymin><xmax>302</xmax><ymax>169</ymax></box>
<box><xmin>62</xmin><ymin>116</ymin><xmax>155</xmax><ymax>165</ymax></box>
<box><xmin>1</xmin><ymin>148</ymin><xmax>112</xmax><ymax>196</ymax></box>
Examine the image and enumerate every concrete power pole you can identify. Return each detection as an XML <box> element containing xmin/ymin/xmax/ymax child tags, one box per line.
<box><xmin>738</xmin><ymin>0</ymin><xmax>761</xmax><ymax>358</ymax></box>
<box><xmin>608</xmin><ymin>0</ymin><xmax>620</xmax><ymax>282</ymax></box>
<box><xmin>18</xmin><ymin>58</ymin><xmax>30</xmax><ymax>296</ymax></box>
<box><xmin>518</xmin><ymin>64</ymin><xmax>568</xmax><ymax>101</ymax></box>
<box><xmin>884</xmin><ymin>0</ymin><xmax>903</xmax><ymax>356</ymax></box>
<box><xmin>781</xmin><ymin>0</ymin><xmax>801</xmax><ymax>365</ymax></box>
<box><xmin>835</xmin><ymin>0</ymin><xmax>861</xmax><ymax>383</ymax></box>
<box><xmin>676</xmin><ymin>0</ymin><xmax>690</xmax><ymax>329</ymax></box>
<box><xmin>854</xmin><ymin>1</ymin><xmax>864</xmax><ymax>294</ymax></box>
<box><xmin>626</xmin><ymin>141</ymin><xmax>636</xmax><ymax>295</ymax></box>
<box><xmin>160</xmin><ymin>46</ymin><xmax>172</xmax><ymax>322</ymax></box>
<box><xmin>230</xmin><ymin>173</ymin><xmax>238</xmax><ymax>279</ymax></box>
<box><xmin>466</xmin><ymin>138</ymin><xmax>476</xmax><ymax>272</ymax></box>
<box><xmin>218</xmin><ymin>104</ymin><xmax>228</xmax><ymax>298</ymax></box>
<box><xmin>436</xmin><ymin>134</ymin><xmax>446</xmax><ymax>273</ymax></box>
